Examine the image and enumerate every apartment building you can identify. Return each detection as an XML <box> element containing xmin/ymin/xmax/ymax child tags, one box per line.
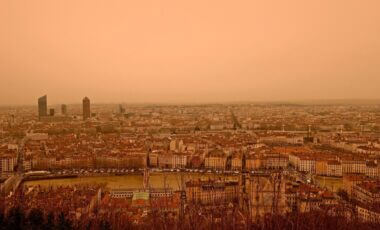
<box><xmin>172</xmin><ymin>153</ymin><xmax>187</xmax><ymax>168</ymax></box>
<box><xmin>245</xmin><ymin>156</ymin><xmax>261</xmax><ymax>171</ymax></box>
<box><xmin>342</xmin><ymin>174</ymin><xmax>367</xmax><ymax>196</ymax></box>
<box><xmin>0</xmin><ymin>156</ymin><xmax>17</xmax><ymax>172</ymax></box>
<box><xmin>263</xmin><ymin>154</ymin><xmax>288</xmax><ymax>169</ymax></box>
<box><xmin>158</xmin><ymin>153</ymin><xmax>173</xmax><ymax>168</ymax></box>
<box><xmin>148</xmin><ymin>152</ymin><xmax>158</xmax><ymax>167</ymax></box>
<box><xmin>231</xmin><ymin>156</ymin><xmax>242</xmax><ymax>171</ymax></box>
<box><xmin>326</xmin><ymin>161</ymin><xmax>342</xmax><ymax>177</ymax></box>
<box><xmin>341</xmin><ymin>159</ymin><xmax>366</xmax><ymax>174</ymax></box>
<box><xmin>298</xmin><ymin>156</ymin><xmax>316</xmax><ymax>174</ymax></box>
<box><xmin>357</xmin><ymin>205</ymin><xmax>380</xmax><ymax>223</ymax></box>
<box><xmin>365</xmin><ymin>162</ymin><xmax>380</xmax><ymax>178</ymax></box>
<box><xmin>204</xmin><ymin>150</ymin><xmax>226</xmax><ymax>170</ymax></box>
<box><xmin>353</xmin><ymin>181</ymin><xmax>380</xmax><ymax>204</ymax></box>
<box><xmin>316</xmin><ymin>160</ymin><xmax>328</xmax><ymax>176</ymax></box>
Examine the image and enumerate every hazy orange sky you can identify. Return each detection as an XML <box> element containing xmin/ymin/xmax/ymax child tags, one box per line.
<box><xmin>1</xmin><ymin>0</ymin><xmax>379</xmax><ymax>105</ymax></box>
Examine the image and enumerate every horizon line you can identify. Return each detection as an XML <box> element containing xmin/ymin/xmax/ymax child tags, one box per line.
<box><xmin>1</xmin><ymin>98</ymin><xmax>380</xmax><ymax>107</ymax></box>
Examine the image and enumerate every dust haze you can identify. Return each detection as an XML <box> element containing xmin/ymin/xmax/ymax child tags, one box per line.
<box><xmin>1</xmin><ymin>0</ymin><xmax>380</xmax><ymax>105</ymax></box>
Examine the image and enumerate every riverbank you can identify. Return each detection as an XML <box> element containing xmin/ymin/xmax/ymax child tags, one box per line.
<box><xmin>24</xmin><ymin>174</ymin><xmax>78</xmax><ymax>181</ymax></box>
<box><xmin>23</xmin><ymin>172</ymin><xmax>238</xmax><ymax>190</ymax></box>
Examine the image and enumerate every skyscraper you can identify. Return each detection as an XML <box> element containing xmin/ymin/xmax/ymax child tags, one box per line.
<box><xmin>83</xmin><ymin>97</ymin><xmax>91</xmax><ymax>120</ymax></box>
<box><xmin>119</xmin><ymin>104</ymin><xmax>125</xmax><ymax>114</ymax></box>
<box><xmin>49</xmin><ymin>108</ymin><xmax>55</xmax><ymax>116</ymax></box>
<box><xmin>61</xmin><ymin>104</ymin><xmax>67</xmax><ymax>115</ymax></box>
<box><xmin>38</xmin><ymin>95</ymin><xmax>47</xmax><ymax>119</ymax></box>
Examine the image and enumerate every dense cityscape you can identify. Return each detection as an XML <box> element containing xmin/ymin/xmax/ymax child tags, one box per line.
<box><xmin>0</xmin><ymin>96</ymin><xmax>379</xmax><ymax>229</ymax></box>
<box><xmin>2</xmin><ymin>0</ymin><xmax>380</xmax><ymax>229</ymax></box>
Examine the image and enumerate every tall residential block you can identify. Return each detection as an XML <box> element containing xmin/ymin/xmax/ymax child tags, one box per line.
<box><xmin>61</xmin><ymin>104</ymin><xmax>67</xmax><ymax>115</ymax></box>
<box><xmin>83</xmin><ymin>97</ymin><xmax>91</xmax><ymax>120</ymax></box>
<box><xmin>38</xmin><ymin>95</ymin><xmax>47</xmax><ymax>119</ymax></box>
<box><xmin>49</xmin><ymin>108</ymin><xmax>55</xmax><ymax>116</ymax></box>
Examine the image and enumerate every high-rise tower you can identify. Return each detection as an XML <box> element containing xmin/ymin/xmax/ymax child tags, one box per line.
<box><xmin>49</xmin><ymin>108</ymin><xmax>55</xmax><ymax>116</ymax></box>
<box><xmin>83</xmin><ymin>97</ymin><xmax>91</xmax><ymax>120</ymax></box>
<box><xmin>119</xmin><ymin>104</ymin><xmax>125</xmax><ymax>114</ymax></box>
<box><xmin>38</xmin><ymin>95</ymin><xmax>47</xmax><ymax>119</ymax></box>
<box><xmin>61</xmin><ymin>104</ymin><xmax>67</xmax><ymax>115</ymax></box>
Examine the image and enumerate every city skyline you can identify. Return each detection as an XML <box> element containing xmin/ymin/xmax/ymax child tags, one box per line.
<box><xmin>1</xmin><ymin>96</ymin><xmax>380</xmax><ymax>107</ymax></box>
<box><xmin>2</xmin><ymin>1</ymin><xmax>380</xmax><ymax>229</ymax></box>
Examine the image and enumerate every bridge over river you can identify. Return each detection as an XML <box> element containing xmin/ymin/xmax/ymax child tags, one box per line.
<box><xmin>1</xmin><ymin>174</ymin><xmax>24</xmax><ymax>196</ymax></box>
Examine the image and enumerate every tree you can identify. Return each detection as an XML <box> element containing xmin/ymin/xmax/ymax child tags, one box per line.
<box><xmin>27</xmin><ymin>208</ymin><xmax>44</xmax><ymax>230</ymax></box>
<box><xmin>0</xmin><ymin>211</ymin><xmax>4</xmax><ymax>230</ymax></box>
<box><xmin>85</xmin><ymin>220</ymin><xmax>93</xmax><ymax>230</ymax></box>
<box><xmin>43</xmin><ymin>212</ymin><xmax>55</xmax><ymax>230</ymax></box>
<box><xmin>99</xmin><ymin>220</ymin><xmax>111</xmax><ymax>230</ymax></box>
<box><xmin>6</xmin><ymin>206</ymin><xmax>25</xmax><ymax>230</ymax></box>
<box><xmin>57</xmin><ymin>212</ymin><xmax>72</xmax><ymax>230</ymax></box>
<box><xmin>337</xmin><ymin>189</ymin><xmax>349</xmax><ymax>201</ymax></box>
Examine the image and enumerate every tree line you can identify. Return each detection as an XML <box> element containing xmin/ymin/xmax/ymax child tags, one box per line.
<box><xmin>0</xmin><ymin>205</ymin><xmax>379</xmax><ymax>230</ymax></box>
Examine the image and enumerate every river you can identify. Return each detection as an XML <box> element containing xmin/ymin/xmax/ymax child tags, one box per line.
<box><xmin>24</xmin><ymin>173</ymin><xmax>239</xmax><ymax>190</ymax></box>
